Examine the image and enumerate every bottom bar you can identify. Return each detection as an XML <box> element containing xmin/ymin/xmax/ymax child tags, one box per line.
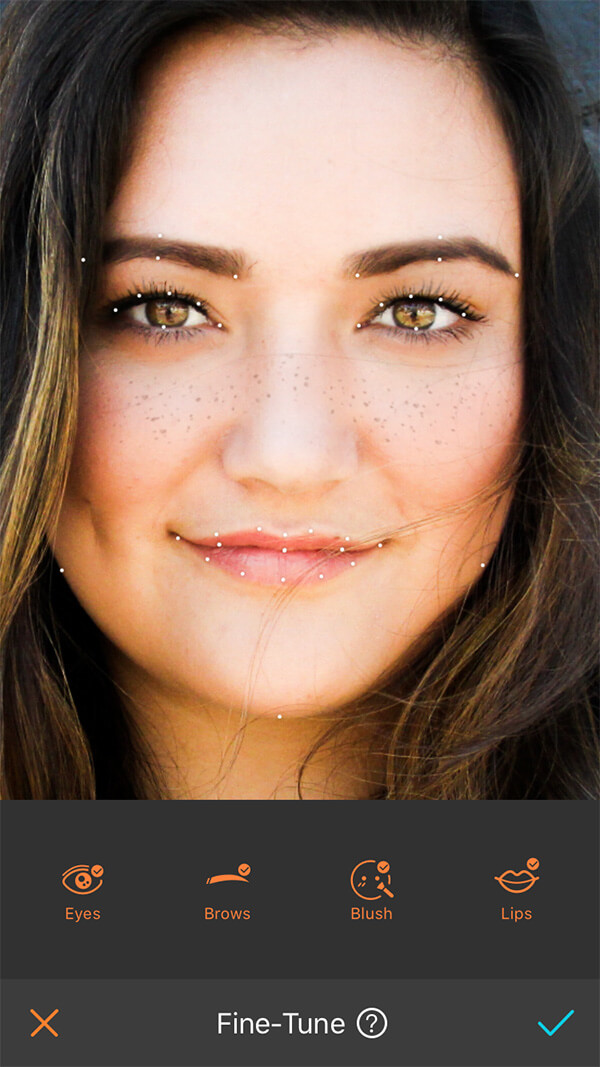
<box><xmin>2</xmin><ymin>977</ymin><xmax>598</xmax><ymax>1067</ymax></box>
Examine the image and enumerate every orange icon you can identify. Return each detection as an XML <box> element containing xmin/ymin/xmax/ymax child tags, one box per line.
<box><xmin>206</xmin><ymin>862</ymin><xmax>251</xmax><ymax>885</ymax></box>
<box><xmin>351</xmin><ymin>859</ymin><xmax>394</xmax><ymax>900</ymax></box>
<box><xmin>494</xmin><ymin>857</ymin><xmax>540</xmax><ymax>893</ymax></box>
<box><xmin>61</xmin><ymin>864</ymin><xmax>104</xmax><ymax>894</ymax></box>
<box><xmin>30</xmin><ymin>1009</ymin><xmax>59</xmax><ymax>1037</ymax></box>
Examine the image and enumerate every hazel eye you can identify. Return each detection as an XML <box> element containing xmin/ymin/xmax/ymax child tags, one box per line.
<box><xmin>125</xmin><ymin>298</ymin><xmax>209</xmax><ymax>329</ymax></box>
<box><xmin>374</xmin><ymin>298</ymin><xmax>459</xmax><ymax>332</ymax></box>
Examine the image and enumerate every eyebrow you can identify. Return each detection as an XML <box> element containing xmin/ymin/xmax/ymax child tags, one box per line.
<box><xmin>103</xmin><ymin>237</ymin><xmax>249</xmax><ymax>278</ymax></box>
<box><xmin>103</xmin><ymin>234</ymin><xmax>515</xmax><ymax>281</ymax></box>
<box><xmin>344</xmin><ymin>238</ymin><xmax>514</xmax><ymax>278</ymax></box>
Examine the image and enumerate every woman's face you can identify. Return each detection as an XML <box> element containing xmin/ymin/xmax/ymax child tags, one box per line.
<box><xmin>53</xmin><ymin>29</ymin><xmax>522</xmax><ymax>718</ymax></box>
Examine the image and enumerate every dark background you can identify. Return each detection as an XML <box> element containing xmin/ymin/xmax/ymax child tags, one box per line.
<box><xmin>2</xmin><ymin>801</ymin><xmax>598</xmax><ymax>981</ymax></box>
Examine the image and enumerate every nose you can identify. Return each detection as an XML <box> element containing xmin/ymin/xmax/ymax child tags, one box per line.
<box><xmin>221</xmin><ymin>350</ymin><xmax>359</xmax><ymax>496</ymax></box>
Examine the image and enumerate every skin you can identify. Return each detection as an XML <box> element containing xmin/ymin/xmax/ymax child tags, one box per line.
<box><xmin>52</xmin><ymin>29</ymin><xmax>522</xmax><ymax>798</ymax></box>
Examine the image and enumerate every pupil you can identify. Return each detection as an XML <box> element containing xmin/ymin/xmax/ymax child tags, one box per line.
<box><xmin>392</xmin><ymin>302</ymin><xmax>435</xmax><ymax>330</ymax></box>
<box><xmin>147</xmin><ymin>300</ymin><xmax>189</xmax><ymax>327</ymax></box>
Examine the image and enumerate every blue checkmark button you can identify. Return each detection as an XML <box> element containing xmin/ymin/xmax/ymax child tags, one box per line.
<box><xmin>537</xmin><ymin>1009</ymin><xmax>574</xmax><ymax>1036</ymax></box>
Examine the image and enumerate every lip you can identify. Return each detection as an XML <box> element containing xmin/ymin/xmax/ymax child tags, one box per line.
<box><xmin>494</xmin><ymin>869</ymin><xmax>539</xmax><ymax>893</ymax></box>
<box><xmin>175</xmin><ymin>529</ymin><xmax>382</xmax><ymax>586</ymax></box>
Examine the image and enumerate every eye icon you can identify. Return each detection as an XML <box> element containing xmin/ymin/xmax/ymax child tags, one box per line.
<box><xmin>61</xmin><ymin>864</ymin><xmax>104</xmax><ymax>895</ymax></box>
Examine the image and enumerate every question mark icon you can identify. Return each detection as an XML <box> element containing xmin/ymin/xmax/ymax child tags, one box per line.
<box><xmin>356</xmin><ymin>1007</ymin><xmax>388</xmax><ymax>1039</ymax></box>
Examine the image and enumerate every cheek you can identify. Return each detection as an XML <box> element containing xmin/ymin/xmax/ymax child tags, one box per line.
<box><xmin>65</xmin><ymin>359</ymin><xmax>231</xmax><ymax>511</ymax></box>
<box><xmin>345</xmin><ymin>355</ymin><xmax>522</xmax><ymax>512</ymax></box>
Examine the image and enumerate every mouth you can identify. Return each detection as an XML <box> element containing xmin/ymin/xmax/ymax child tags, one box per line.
<box><xmin>173</xmin><ymin>529</ymin><xmax>384</xmax><ymax>586</ymax></box>
<box><xmin>494</xmin><ymin>869</ymin><xmax>539</xmax><ymax>893</ymax></box>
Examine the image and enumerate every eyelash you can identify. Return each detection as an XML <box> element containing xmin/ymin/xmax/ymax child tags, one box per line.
<box><xmin>101</xmin><ymin>282</ymin><xmax>486</xmax><ymax>346</ymax></box>
<box><xmin>101</xmin><ymin>284</ymin><xmax>216</xmax><ymax>344</ymax></box>
<box><xmin>362</xmin><ymin>286</ymin><xmax>486</xmax><ymax>345</ymax></box>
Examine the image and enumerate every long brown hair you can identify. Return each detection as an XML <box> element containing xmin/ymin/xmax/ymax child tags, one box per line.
<box><xmin>1</xmin><ymin>1</ymin><xmax>598</xmax><ymax>798</ymax></box>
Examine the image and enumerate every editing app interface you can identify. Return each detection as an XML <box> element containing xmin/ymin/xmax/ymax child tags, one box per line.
<box><xmin>1</xmin><ymin>802</ymin><xmax>600</xmax><ymax>1066</ymax></box>
<box><xmin>1</xmin><ymin>0</ymin><xmax>599</xmax><ymax>1065</ymax></box>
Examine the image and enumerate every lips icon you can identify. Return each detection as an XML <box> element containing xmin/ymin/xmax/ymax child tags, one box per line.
<box><xmin>494</xmin><ymin>858</ymin><xmax>540</xmax><ymax>893</ymax></box>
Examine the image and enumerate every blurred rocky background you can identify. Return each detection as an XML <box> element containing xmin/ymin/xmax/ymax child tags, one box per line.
<box><xmin>534</xmin><ymin>0</ymin><xmax>599</xmax><ymax>160</ymax></box>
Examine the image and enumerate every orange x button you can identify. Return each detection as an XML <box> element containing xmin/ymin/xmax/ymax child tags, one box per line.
<box><xmin>30</xmin><ymin>1008</ymin><xmax>59</xmax><ymax>1037</ymax></box>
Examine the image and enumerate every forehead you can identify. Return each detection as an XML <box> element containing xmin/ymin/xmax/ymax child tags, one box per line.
<box><xmin>109</xmin><ymin>29</ymin><xmax>519</xmax><ymax>264</ymax></box>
